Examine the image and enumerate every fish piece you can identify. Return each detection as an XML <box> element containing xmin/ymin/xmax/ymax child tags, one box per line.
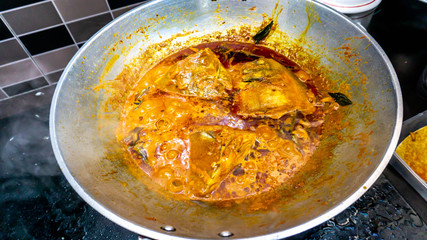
<box><xmin>232</xmin><ymin>58</ymin><xmax>317</xmax><ymax>118</ymax></box>
<box><xmin>188</xmin><ymin>125</ymin><xmax>256</xmax><ymax>197</ymax></box>
<box><xmin>155</xmin><ymin>48</ymin><xmax>232</xmax><ymax>99</ymax></box>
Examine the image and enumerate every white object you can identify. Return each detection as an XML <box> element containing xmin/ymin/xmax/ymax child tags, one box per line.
<box><xmin>318</xmin><ymin>0</ymin><xmax>382</xmax><ymax>28</ymax></box>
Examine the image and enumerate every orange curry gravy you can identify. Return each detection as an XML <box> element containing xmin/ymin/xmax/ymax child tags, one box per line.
<box><xmin>117</xmin><ymin>41</ymin><xmax>339</xmax><ymax>202</ymax></box>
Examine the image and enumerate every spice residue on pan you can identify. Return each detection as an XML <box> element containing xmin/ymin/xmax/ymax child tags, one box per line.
<box><xmin>297</xmin><ymin>0</ymin><xmax>321</xmax><ymax>44</ymax></box>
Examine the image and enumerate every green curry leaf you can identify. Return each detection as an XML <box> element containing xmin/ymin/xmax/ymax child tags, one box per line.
<box><xmin>253</xmin><ymin>21</ymin><xmax>274</xmax><ymax>44</ymax></box>
<box><xmin>328</xmin><ymin>92</ymin><xmax>352</xmax><ymax>106</ymax></box>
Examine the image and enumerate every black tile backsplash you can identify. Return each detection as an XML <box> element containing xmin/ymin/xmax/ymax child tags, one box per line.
<box><xmin>112</xmin><ymin>4</ymin><xmax>142</xmax><ymax>18</ymax></box>
<box><xmin>0</xmin><ymin>39</ymin><xmax>28</xmax><ymax>65</ymax></box>
<box><xmin>0</xmin><ymin>0</ymin><xmax>45</xmax><ymax>12</ymax></box>
<box><xmin>19</xmin><ymin>25</ymin><xmax>74</xmax><ymax>55</ymax></box>
<box><xmin>0</xmin><ymin>90</ymin><xmax>7</xmax><ymax>99</ymax></box>
<box><xmin>0</xmin><ymin>18</ymin><xmax>13</xmax><ymax>40</ymax></box>
<box><xmin>54</xmin><ymin>0</ymin><xmax>109</xmax><ymax>22</ymax></box>
<box><xmin>67</xmin><ymin>13</ymin><xmax>112</xmax><ymax>43</ymax></box>
<box><xmin>3</xmin><ymin>77</ymin><xmax>48</xmax><ymax>96</ymax></box>
<box><xmin>0</xmin><ymin>0</ymin><xmax>147</xmax><ymax>103</ymax></box>
<box><xmin>2</xmin><ymin>1</ymin><xmax>62</xmax><ymax>35</ymax></box>
<box><xmin>107</xmin><ymin>0</ymin><xmax>147</xmax><ymax>10</ymax></box>
<box><xmin>33</xmin><ymin>45</ymin><xmax>77</xmax><ymax>74</ymax></box>
<box><xmin>0</xmin><ymin>58</ymin><xmax>42</xmax><ymax>88</ymax></box>
<box><xmin>46</xmin><ymin>70</ymin><xmax>63</xmax><ymax>83</ymax></box>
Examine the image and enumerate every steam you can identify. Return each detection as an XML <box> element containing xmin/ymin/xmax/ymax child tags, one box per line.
<box><xmin>0</xmin><ymin>105</ymin><xmax>60</xmax><ymax>178</ymax></box>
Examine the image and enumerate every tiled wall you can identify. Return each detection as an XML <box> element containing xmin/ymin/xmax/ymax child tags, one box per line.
<box><xmin>0</xmin><ymin>0</ymin><xmax>147</xmax><ymax>110</ymax></box>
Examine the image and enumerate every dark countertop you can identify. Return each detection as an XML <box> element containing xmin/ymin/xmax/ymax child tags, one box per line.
<box><xmin>1</xmin><ymin>0</ymin><xmax>426</xmax><ymax>239</ymax></box>
<box><xmin>367</xmin><ymin>0</ymin><xmax>427</xmax><ymax>120</ymax></box>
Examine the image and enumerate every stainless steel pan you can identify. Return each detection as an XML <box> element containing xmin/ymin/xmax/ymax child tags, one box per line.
<box><xmin>50</xmin><ymin>0</ymin><xmax>402</xmax><ymax>239</ymax></box>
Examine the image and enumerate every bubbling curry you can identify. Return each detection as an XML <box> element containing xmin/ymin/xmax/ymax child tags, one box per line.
<box><xmin>117</xmin><ymin>42</ymin><xmax>340</xmax><ymax>201</ymax></box>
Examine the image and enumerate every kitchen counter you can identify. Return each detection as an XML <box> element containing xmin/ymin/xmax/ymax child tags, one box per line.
<box><xmin>1</xmin><ymin>0</ymin><xmax>426</xmax><ymax>239</ymax></box>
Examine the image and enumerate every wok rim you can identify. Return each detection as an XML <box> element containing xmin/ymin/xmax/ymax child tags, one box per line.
<box><xmin>49</xmin><ymin>0</ymin><xmax>403</xmax><ymax>239</ymax></box>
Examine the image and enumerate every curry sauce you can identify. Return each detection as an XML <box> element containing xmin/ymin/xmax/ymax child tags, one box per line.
<box><xmin>117</xmin><ymin>42</ymin><xmax>340</xmax><ymax>201</ymax></box>
<box><xmin>396</xmin><ymin>126</ymin><xmax>427</xmax><ymax>182</ymax></box>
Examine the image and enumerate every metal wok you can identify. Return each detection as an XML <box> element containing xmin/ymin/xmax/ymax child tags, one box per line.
<box><xmin>50</xmin><ymin>0</ymin><xmax>402</xmax><ymax>239</ymax></box>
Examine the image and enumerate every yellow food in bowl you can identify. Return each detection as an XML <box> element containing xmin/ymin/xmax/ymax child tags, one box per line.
<box><xmin>396</xmin><ymin>125</ymin><xmax>427</xmax><ymax>182</ymax></box>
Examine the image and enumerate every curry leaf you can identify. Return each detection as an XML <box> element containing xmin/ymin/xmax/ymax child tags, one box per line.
<box><xmin>242</xmin><ymin>77</ymin><xmax>264</xmax><ymax>82</ymax></box>
<box><xmin>328</xmin><ymin>92</ymin><xmax>352</xmax><ymax>106</ymax></box>
<box><xmin>253</xmin><ymin>21</ymin><xmax>273</xmax><ymax>44</ymax></box>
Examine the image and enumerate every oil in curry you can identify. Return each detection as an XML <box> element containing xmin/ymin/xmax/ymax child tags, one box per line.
<box><xmin>117</xmin><ymin>41</ymin><xmax>345</xmax><ymax>201</ymax></box>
